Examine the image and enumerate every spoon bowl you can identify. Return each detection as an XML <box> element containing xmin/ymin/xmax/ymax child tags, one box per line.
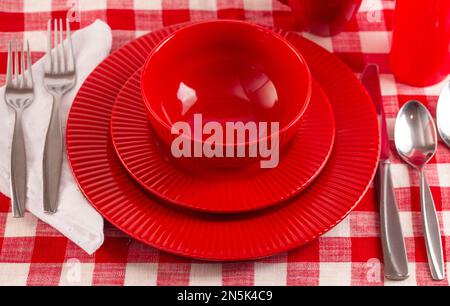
<box><xmin>437</xmin><ymin>80</ymin><xmax>450</xmax><ymax>147</ymax></box>
<box><xmin>394</xmin><ymin>100</ymin><xmax>437</xmax><ymax>168</ymax></box>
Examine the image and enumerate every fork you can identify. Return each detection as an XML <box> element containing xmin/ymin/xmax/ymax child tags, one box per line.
<box><xmin>43</xmin><ymin>19</ymin><xmax>76</xmax><ymax>214</ymax></box>
<box><xmin>4</xmin><ymin>41</ymin><xmax>34</xmax><ymax>218</ymax></box>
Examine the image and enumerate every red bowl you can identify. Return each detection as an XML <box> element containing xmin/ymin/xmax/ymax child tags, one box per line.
<box><xmin>141</xmin><ymin>20</ymin><xmax>312</xmax><ymax>168</ymax></box>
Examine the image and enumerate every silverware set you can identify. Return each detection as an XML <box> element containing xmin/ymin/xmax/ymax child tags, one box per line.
<box><xmin>363</xmin><ymin>64</ymin><xmax>447</xmax><ymax>281</ymax></box>
<box><xmin>3</xmin><ymin>19</ymin><xmax>76</xmax><ymax>217</ymax></box>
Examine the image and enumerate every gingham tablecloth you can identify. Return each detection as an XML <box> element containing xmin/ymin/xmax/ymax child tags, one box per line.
<box><xmin>0</xmin><ymin>0</ymin><xmax>449</xmax><ymax>286</ymax></box>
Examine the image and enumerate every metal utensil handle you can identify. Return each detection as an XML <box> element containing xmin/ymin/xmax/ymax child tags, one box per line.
<box><xmin>43</xmin><ymin>94</ymin><xmax>64</xmax><ymax>214</ymax></box>
<box><xmin>419</xmin><ymin>169</ymin><xmax>445</xmax><ymax>280</ymax></box>
<box><xmin>379</xmin><ymin>161</ymin><xmax>409</xmax><ymax>280</ymax></box>
<box><xmin>10</xmin><ymin>110</ymin><xmax>27</xmax><ymax>218</ymax></box>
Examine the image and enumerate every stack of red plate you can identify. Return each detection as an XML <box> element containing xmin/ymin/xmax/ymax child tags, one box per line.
<box><xmin>66</xmin><ymin>21</ymin><xmax>380</xmax><ymax>261</ymax></box>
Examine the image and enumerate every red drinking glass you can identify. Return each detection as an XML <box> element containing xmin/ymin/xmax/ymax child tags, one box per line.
<box><xmin>390</xmin><ymin>0</ymin><xmax>450</xmax><ymax>87</ymax></box>
<box><xmin>282</xmin><ymin>0</ymin><xmax>362</xmax><ymax>36</ymax></box>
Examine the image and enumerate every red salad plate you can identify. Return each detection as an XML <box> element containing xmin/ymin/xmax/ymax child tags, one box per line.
<box><xmin>110</xmin><ymin>70</ymin><xmax>335</xmax><ymax>213</ymax></box>
<box><xmin>66</xmin><ymin>24</ymin><xmax>380</xmax><ymax>261</ymax></box>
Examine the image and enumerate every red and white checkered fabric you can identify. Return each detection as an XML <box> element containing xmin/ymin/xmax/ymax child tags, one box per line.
<box><xmin>0</xmin><ymin>0</ymin><xmax>449</xmax><ymax>286</ymax></box>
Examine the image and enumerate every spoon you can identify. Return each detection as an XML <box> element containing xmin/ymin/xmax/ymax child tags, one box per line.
<box><xmin>437</xmin><ymin>80</ymin><xmax>450</xmax><ymax>147</ymax></box>
<box><xmin>394</xmin><ymin>100</ymin><xmax>445</xmax><ymax>281</ymax></box>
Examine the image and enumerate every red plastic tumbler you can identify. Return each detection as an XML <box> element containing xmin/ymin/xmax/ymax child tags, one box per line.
<box><xmin>390</xmin><ymin>0</ymin><xmax>450</xmax><ymax>87</ymax></box>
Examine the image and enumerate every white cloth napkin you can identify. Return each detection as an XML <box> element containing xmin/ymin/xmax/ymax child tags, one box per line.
<box><xmin>0</xmin><ymin>20</ymin><xmax>112</xmax><ymax>254</ymax></box>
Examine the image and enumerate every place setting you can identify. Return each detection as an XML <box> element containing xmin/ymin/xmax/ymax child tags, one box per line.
<box><xmin>64</xmin><ymin>17</ymin><xmax>383</xmax><ymax>261</ymax></box>
<box><xmin>0</xmin><ymin>0</ymin><xmax>449</xmax><ymax>286</ymax></box>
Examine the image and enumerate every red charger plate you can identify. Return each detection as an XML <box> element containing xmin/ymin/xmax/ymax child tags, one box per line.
<box><xmin>66</xmin><ymin>24</ymin><xmax>380</xmax><ymax>261</ymax></box>
<box><xmin>111</xmin><ymin>71</ymin><xmax>335</xmax><ymax>213</ymax></box>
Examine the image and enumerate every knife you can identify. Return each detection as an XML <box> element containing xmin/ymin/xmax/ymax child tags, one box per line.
<box><xmin>361</xmin><ymin>64</ymin><xmax>409</xmax><ymax>280</ymax></box>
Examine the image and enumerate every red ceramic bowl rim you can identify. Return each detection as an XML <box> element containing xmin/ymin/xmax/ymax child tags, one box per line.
<box><xmin>140</xmin><ymin>19</ymin><xmax>312</xmax><ymax>147</ymax></box>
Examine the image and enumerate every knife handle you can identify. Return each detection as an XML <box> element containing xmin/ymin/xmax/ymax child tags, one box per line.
<box><xmin>378</xmin><ymin>160</ymin><xmax>409</xmax><ymax>280</ymax></box>
<box><xmin>43</xmin><ymin>94</ymin><xmax>64</xmax><ymax>214</ymax></box>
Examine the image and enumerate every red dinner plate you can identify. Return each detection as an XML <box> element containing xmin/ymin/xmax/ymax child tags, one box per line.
<box><xmin>66</xmin><ymin>24</ymin><xmax>380</xmax><ymax>261</ymax></box>
<box><xmin>110</xmin><ymin>71</ymin><xmax>335</xmax><ymax>213</ymax></box>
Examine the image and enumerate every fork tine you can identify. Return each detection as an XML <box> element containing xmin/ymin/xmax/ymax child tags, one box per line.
<box><xmin>6</xmin><ymin>41</ymin><xmax>12</xmax><ymax>87</ymax></box>
<box><xmin>14</xmin><ymin>41</ymin><xmax>19</xmax><ymax>86</ymax></box>
<box><xmin>20</xmin><ymin>42</ymin><xmax>25</xmax><ymax>88</ymax></box>
<box><xmin>26</xmin><ymin>40</ymin><xmax>33</xmax><ymax>88</ymax></box>
<box><xmin>54</xmin><ymin>19</ymin><xmax>59</xmax><ymax>73</ymax></box>
<box><xmin>59</xmin><ymin>18</ymin><xmax>66</xmax><ymax>73</ymax></box>
<box><xmin>66</xmin><ymin>19</ymin><xmax>75</xmax><ymax>72</ymax></box>
<box><xmin>46</xmin><ymin>19</ymin><xmax>52</xmax><ymax>73</ymax></box>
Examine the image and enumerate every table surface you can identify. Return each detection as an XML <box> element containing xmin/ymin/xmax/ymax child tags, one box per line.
<box><xmin>0</xmin><ymin>0</ymin><xmax>449</xmax><ymax>286</ymax></box>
